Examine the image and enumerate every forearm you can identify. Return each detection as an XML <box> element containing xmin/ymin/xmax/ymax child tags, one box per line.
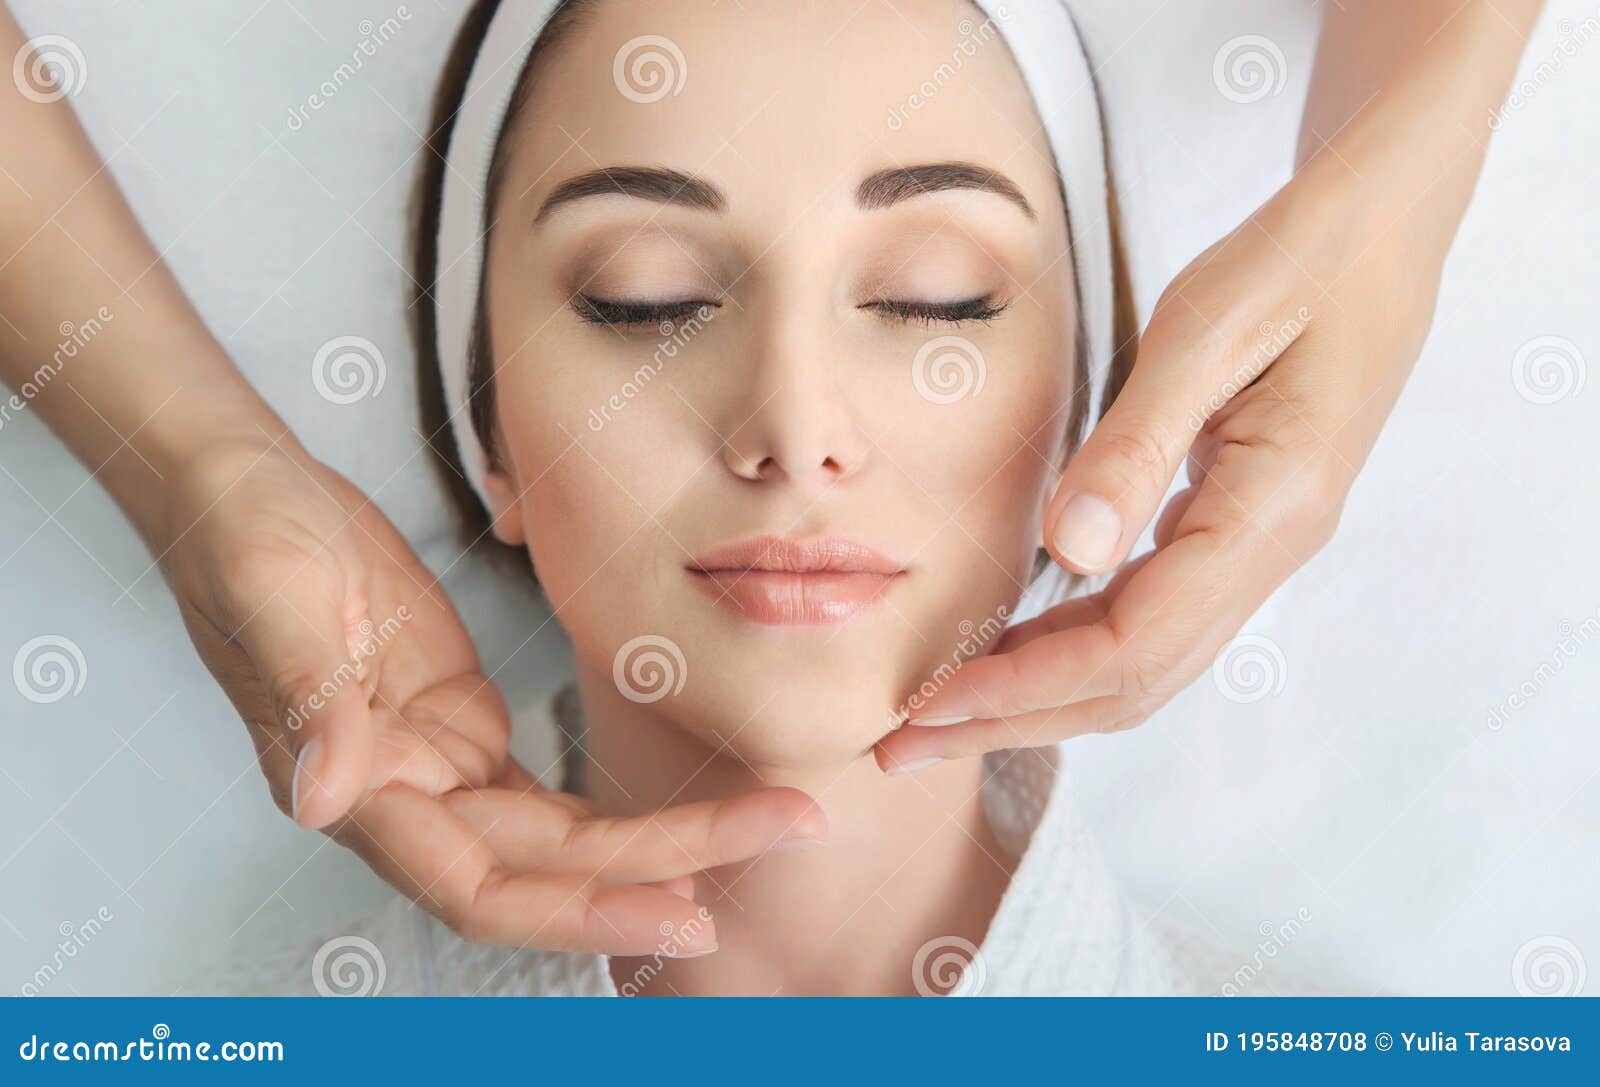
<box><xmin>1297</xmin><ymin>0</ymin><xmax>1544</xmax><ymax>258</ymax></box>
<box><xmin>0</xmin><ymin>7</ymin><xmax>290</xmax><ymax>545</ymax></box>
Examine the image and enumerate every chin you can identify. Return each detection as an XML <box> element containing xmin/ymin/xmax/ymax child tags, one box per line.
<box><xmin>664</xmin><ymin>665</ymin><xmax>906</xmax><ymax>769</ymax></box>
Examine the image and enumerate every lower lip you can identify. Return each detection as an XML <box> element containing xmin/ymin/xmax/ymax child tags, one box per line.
<box><xmin>688</xmin><ymin>569</ymin><xmax>900</xmax><ymax>625</ymax></box>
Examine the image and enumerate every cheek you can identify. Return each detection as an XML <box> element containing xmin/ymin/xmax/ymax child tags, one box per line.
<box><xmin>915</xmin><ymin>339</ymin><xmax>1073</xmax><ymax>573</ymax></box>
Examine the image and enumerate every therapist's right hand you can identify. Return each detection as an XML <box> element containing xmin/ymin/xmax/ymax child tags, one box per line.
<box><xmin>157</xmin><ymin>434</ymin><xmax>823</xmax><ymax>954</ymax></box>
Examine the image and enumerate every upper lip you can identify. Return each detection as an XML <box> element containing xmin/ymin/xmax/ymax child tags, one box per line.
<box><xmin>688</xmin><ymin>535</ymin><xmax>904</xmax><ymax>575</ymax></box>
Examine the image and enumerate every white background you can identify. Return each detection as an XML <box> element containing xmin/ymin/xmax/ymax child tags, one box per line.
<box><xmin>1</xmin><ymin>0</ymin><xmax>1595</xmax><ymax>996</ymax></box>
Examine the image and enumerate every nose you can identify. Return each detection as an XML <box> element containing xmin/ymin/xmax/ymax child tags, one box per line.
<box><xmin>719</xmin><ymin>321</ymin><xmax>870</xmax><ymax>493</ymax></box>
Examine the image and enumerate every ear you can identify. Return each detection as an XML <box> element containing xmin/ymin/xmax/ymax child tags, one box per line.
<box><xmin>482</xmin><ymin>469</ymin><xmax>526</xmax><ymax>546</ymax></box>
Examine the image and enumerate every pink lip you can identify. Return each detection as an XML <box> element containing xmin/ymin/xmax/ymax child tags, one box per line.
<box><xmin>687</xmin><ymin>536</ymin><xmax>905</xmax><ymax>625</ymax></box>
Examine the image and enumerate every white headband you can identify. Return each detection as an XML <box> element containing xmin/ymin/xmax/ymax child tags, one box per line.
<box><xmin>434</xmin><ymin>0</ymin><xmax>1112</xmax><ymax>621</ymax></box>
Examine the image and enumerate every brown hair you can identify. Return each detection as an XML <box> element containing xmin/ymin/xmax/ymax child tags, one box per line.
<box><xmin>410</xmin><ymin>0</ymin><xmax>1137</xmax><ymax>545</ymax></box>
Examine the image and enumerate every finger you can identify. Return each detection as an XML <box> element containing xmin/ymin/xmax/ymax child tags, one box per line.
<box><xmin>910</xmin><ymin>446</ymin><xmax>1300</xmax><ymax>728</ymax></box>
<box><xmin>443</xmin><ymin>786</ymin><xmax>827</xmax><ymax>884</ymax></box>
<box><xmin>877</xmin><ymin>696</ymin><xmax>1134</xmax><ymax>769</ymax></box>
<box><xmin>902</xmin><ymin>621</ymin><xmax>1127</xmax><ymax>725</ymax></box>
<box><xmin>342</xmin><ymin>785</ymin><xmax>716</xmax><ymax>955</ymax></box>
<box><xmin>232</xmin><ymin>584</ymin><xmax>376</xmax><ymax>830</ymax></box>
<box><xmin>368</xmin><ymin>674</ymin><xmax>513</xmax><ymax>796</ymax></box>
<box><xmin>1153</xmin><ymin>487</ymin><xmax>1201</xmax><ymax>550</ymax></box>
<box><xmin>1045</xmin><ymin>298</ymin><xmax>1302</xmax><ymax>575</ymax></box>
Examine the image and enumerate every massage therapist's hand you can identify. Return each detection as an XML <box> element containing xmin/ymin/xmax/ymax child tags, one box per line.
<box><xmin>877</xmin><ymin>0</ymin><xmax>1542</xmax><ymax>768</ymax></box>
<box><xmin>159</xmin><ymin>435</ymin><xmax>823</xmax><ymax>953</ymax></box>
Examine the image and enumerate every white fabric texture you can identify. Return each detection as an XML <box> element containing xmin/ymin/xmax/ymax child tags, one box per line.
<box><xmin>194</xmin><ymin>697</ymin><xmax>1234</xmax><ymax>996</ymax></box>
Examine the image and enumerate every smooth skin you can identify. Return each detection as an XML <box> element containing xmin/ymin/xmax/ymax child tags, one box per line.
<box><xmin>876</xmin><ymin>0</ymin><xmax>1545</xmax><ymax>769</ymax></box>
<box><xmin>2</xmin><ymin>2</ymin><xmax>1541</xmax><ymax>942</ymax></box>
<box><xmin>0</xmin><ymin>4</ymin><xmax>820</xmax><ymax>956</ymax></box>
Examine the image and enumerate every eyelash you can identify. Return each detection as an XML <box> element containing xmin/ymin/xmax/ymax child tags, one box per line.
<box><xmin>573</xmin><ymin>294</ymin><xmax>1009</xmax><ymax>330</ymax></box>
<box><xmin>573</xmin><ymin>296</ymin><xmax>716</xmax><ymax>327</ymax></box>
<box><xmin>865</xmin><ymin>297</ymin><xmax>1008</xmax><ymax>327</ymax></box>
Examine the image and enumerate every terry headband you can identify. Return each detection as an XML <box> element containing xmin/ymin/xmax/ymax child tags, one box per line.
<box><xmin>434</xmin><ymin>0</ymin><xmax>1111</xmax><ymax>619</ymax></box>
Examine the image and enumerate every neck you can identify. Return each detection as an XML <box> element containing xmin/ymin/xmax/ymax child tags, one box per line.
<box><xmin>573</xmin><ymin>666</ymin><xmax>1013</xmax><ymax>996</ymax></box>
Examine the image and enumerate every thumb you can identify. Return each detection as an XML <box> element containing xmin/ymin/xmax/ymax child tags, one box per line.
<box><xmin>233</xmin><ymin>584</ymin><xmax>377</xmax><ymax>830</ymax></box>
<box><xmin>1046</xmin><ymin>313</ymin><xmax>1244</xmax><ymax>574</ymax></box>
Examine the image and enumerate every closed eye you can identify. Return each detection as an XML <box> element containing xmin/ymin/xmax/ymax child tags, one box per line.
<box><xmin>574</xmin><ymin>295</ymin><xmax>720</xmax><ymax>328</ymax></box>
<box><xmin>865</xmin><ymin>296</ymin><xmax>1008</xmax><ymax>327</ymax></box>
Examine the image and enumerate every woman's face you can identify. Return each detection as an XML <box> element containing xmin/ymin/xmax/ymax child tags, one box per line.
<box><xmin>482</xmin><ymin>0</ymin><xmax>1077</xmax><ymax>766</ymax></box>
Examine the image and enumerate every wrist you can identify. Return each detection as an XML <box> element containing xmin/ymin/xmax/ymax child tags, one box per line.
<box><xmin>125</xmin><ymin>391</ymin><xmax>303</xmax><ymax>552</ymax></box>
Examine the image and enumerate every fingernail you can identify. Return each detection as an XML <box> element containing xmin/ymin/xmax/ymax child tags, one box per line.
<box><xmin>768</xmin><ymin>836</ymin><xmax>826</xmax><ymax>854</ymax></box>
<box><xmin>1053</xmin><ymin>492</ymin><xmax>1122</xmax><ymax>571</ymax></box>
<box><xmin>910</xmin><ymin>714</ymin><xmax>973</xmax><ymax>727</ymax></box>
<box><xmin>672</xmin><ymin>946</ymin><xmax>718</xmax><ymax>959</ymax></box>
<box><xmin>887</xmin><ymin>756</ymin><xmax>942</xmax><ymax>777</ymax></box>
<box><xmin>291</xmin><ymin>736</ymin><xmax>324</xmax><ymax>823</ymax></box>
<box><xmin>670</xmin><ymin>926</ymin><xmax>718</xmax><ymax>957</ymax></box>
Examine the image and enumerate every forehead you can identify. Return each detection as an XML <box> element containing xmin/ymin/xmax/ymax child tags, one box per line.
<box><xmin>499</xmin><ymin>0</ymin><xmax>1066</xmax><ymax>229</ymax></box>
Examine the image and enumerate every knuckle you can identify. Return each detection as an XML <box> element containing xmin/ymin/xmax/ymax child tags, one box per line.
<box><xmin>1094</xmin><ymin>423</ymin><xmax>1176</xmax><ymax>497</ymax></box>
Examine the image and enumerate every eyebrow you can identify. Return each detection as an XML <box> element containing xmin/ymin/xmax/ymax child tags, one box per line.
<box><xmin>533</xmin><ymin>166</ymin><xmax>726</xmax><ymax>223</ymax></box>
<box><xmin>856</xmin><ymin>162</ymin><xmax>1035</xmax><ymax>220</ymax></box>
